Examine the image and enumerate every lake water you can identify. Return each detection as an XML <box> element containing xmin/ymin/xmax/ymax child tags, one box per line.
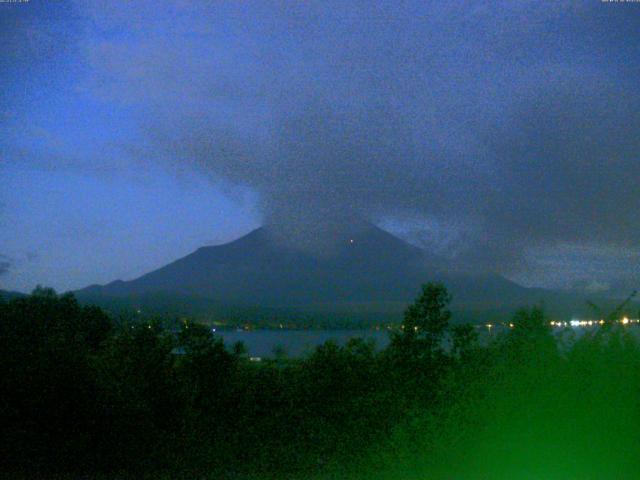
<box><xmin>215</xmin><ymin>329</ymin><xmax>391</xmax><ymax>358</ymax></box>
<box><xmin>214</xmin><ymin>326</ymin><xmax>500</xmax><ymax>357</ymax></box>
<box><xmin>214</xmin><ymin>324</ymin><xmax>640</xmax><ymax>358</ymax></box>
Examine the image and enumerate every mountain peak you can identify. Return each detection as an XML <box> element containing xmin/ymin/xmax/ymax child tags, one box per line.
<box><xmin>256</xmin><ymin>221</ymin><xmax>430</xmax><ymax>259</ymax></box>
<box><xmin>75</xmin><ymin>223</ymin><xmax>575</xmax><ymax>322</ymax></box>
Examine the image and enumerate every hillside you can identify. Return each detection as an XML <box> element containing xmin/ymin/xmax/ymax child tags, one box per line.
<box><xmin>75</xmin><ymin>224</ymin><xmax>608</xmax><ymax>324</ymax></box>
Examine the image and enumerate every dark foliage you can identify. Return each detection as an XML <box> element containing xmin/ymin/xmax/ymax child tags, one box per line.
<box><xmin>1</xmin><ymin>286</ymin><xmax>639</xmax><ymax>479</ymax></box>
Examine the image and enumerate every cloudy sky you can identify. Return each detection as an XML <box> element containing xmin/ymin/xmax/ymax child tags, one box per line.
<box><xmin>1</xmin><ymin>0</ymin><xmax>639</xmax><ymax>294</ymax></box>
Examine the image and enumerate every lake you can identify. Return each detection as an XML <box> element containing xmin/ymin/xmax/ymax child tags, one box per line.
<box><xmin>214</xmin><ymin>329</ymin><xmax>392</xmax><ymax>358</ymax></box>
<box><xmin>213</xmin><ymin>323</ymin><xmax>640</xmax><ymax>358</ymax></box>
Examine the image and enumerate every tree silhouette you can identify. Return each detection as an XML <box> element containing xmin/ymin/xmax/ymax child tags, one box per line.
<box><xmin>451</xmin><ymin>323</ymin><xmax>478</xmax><ymax>360</ymax></box>
<box><xmin>392</xmin><ymin>282</ymin><xmax>452</xmax><ymax>360</ymax></box>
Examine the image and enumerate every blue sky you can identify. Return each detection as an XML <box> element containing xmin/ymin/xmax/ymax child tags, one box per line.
<box><xmin>1</xmin><ymin>1</ymin><xmax>640</xmax><ymax>294</ymax></box>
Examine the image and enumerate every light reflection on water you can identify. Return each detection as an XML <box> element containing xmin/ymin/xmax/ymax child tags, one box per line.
<box><xmin>215</xmin><ymin>324</ymin><xmax>640</xmax><ymax>358</ymax></box>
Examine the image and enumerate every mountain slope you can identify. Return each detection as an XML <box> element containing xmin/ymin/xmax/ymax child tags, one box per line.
<box><xmin>0</xmin><ymin>289</ymin><xmax>27</xmax><ymax>301</ymax></box>
<box><xmin>75</xmin><ymin>224</ymin><xmax>598</xmax><ymax>322</ymax></box>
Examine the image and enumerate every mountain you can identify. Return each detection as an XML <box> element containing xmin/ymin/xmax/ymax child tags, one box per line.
<box><xmin>0</xmin><ymin>289</ymin><xmax>27</xmax><ymax>301</ymax></box>
<box><xmin>75</xmin><ymin>224</ymin><xmax>606</xmax><ymax>324</ymax></box>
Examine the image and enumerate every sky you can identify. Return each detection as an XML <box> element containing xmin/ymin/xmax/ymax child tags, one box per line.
<box><xmin>1</xmin><ymin>0</ymin><xmax>640</xmax><ymax>295</ymax></box>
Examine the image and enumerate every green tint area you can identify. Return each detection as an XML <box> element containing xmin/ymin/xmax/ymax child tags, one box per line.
<box><xmin>355</xmin><ymin>322</ymin><xmax>640</xmax><ymax>479</ymax></box>
<box><xmin>2</xmin><ymin>286</ymin><xmax>640</xmax><ymax>479</ymax></box>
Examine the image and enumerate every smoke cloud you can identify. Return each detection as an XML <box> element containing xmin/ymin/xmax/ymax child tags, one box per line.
<box><xmin>6</xmin><ymin>1</ymin><xmax>640</xmax><ymax>290</ymax></box>
<box><xmin>0</xmin><ymin>255</ymin><xmax>11</xmax><ymax>277</ymax></box>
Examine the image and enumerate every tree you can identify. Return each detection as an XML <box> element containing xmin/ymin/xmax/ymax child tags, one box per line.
<box><xmin>510</xmin><ymin>305</ymin><xmax>550</xmax><ymax>339</ymax></box>
<box><xmin>176</xmin><ymin>321</ymin><xmax>236</xmax><ymax>418</ymax></box>
<box><xmin>0</xmin><ymin>288</ymin><xmax>113</xmax><ymax>471</ymax></box>
<box><xmin>232</xmin><ymin>340</ymin><xmax>247</xmax><ymax>358</ymax></box>
<box><xmin>391</xmin><ymin>282</ymin><xmax>452</xmax><ymax>361</ymax></box>
<box><xmin>92</xmin><ymin>319</ymin><xmax>178</xmax><ymax>469</ymax></box>
<box><xmin>272</xmin><ymin>344</ymin><xmax>288</xmax><ymax>361</ymax></box>
<box><xmin>504</xmin><ymin>306</ymin><xmax>557</xmax><ymax>365</ymax></box>
<box><xmin>451</xmin><ymin>323</ymin><xmax>478</xmax><ymax>360</ymax></box>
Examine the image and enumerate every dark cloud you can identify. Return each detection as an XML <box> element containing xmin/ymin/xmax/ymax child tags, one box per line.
<box><xmin>484</xmin><ymin>78</ymin><xmax>640</xmax><ymax>244</ymax></box>
<box><xmin>0</xmin><ymin>255</ymin><xmax>11</xmax><ymax>276</ymax></box>
<box><xmin>0</xmin><ymin>1</ymin><xmax>78</xmax><ymax>126</ymax></box>
<box><xmin>7</xmin><ymin>1</ymin><xmax>640</xmax><ymax>288</ymax></box>
<box><xmin>79</xmin><ymin>1</ymin><xmax>640</xmax><ymax>271</ymax></box>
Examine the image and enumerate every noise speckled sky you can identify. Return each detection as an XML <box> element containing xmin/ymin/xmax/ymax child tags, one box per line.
<box><xmin>1</xmin><ymin>0</ymin><xmax>640</xmax><ymax>294</ymax></box>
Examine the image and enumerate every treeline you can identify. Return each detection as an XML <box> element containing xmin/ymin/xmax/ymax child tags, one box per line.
<box><xmin>77</xmin><ymin>292</ymin><xmax>400</xmax><ymax>330</ymax></box>
<box><xmin>2</xmin><ymin>285</ymin><xmax>640</xmax><ymax>479</ymax></box>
